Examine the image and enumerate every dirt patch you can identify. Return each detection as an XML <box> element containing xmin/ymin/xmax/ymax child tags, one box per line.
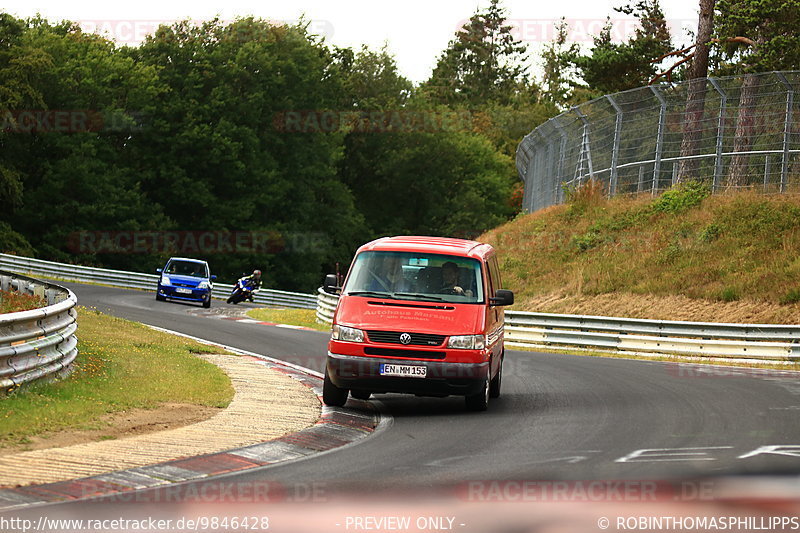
<box><xmin>517</xmin><ymin>292</ymin><xmax>800</xmax><ymax>324</ymax></box>
<box><xmin>0</xmin><ymin>403</ymin><xmax>221</xmax><ymax>456</ymax></box>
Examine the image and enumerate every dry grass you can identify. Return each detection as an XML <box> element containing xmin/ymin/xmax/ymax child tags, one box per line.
<box><xmin>0</xmin><ymin>308</ymin><xmax>235</xmax><ymax>447</ymax></box>
<box><xmin>0</xmin><ymin>290</ymin><xmax>45</xmax><ymax>313</ymax></box>
<box><xmin>482</xmin><ymin>184</ymin><xmax>800</xmax><ymax>324</ymax></box>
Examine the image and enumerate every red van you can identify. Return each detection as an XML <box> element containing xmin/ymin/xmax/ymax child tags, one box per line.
<box><xmin>322</xmin><ymin>236</ymin><xmax>513</xmax><ymax>411</ymax></box>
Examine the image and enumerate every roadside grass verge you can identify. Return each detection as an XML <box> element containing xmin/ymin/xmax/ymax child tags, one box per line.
<box><xmin>0</xmin><ymin>290</ymin><xmax>45</xmax><ymax>313</ymax></box>
<box><xmin>246</xmin><ymin>307</ymin><xmax>329</xmax><ymax>332</ymax></box>
<box><xmin>0</xmin><ymin>308</ymin><xmax>235</xmax><ymax>448</ymax></box>
<box><xmin>481</xmin><ymin>184</ymin><xmax>800</xmax><ymax>323</ymax></box>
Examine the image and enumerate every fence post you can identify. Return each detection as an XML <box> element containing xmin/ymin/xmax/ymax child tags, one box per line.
<box><xmin>552</xmin><ymin>117</ymin><xmax>569</xmax><ymax>204</ymax></box>
<box><xmin>764</xmin><ymin>155</ymin><xmax>771</xmax><ymax>192</ymax></box>
<box><xmin>650</xmin><ymin>85</ymin><xmax>667</xmax><ymax>196</ymax></box>
<box><xmin>606</xmin><ymin>95</ymin><xmax>623</xmax><ymax>197</ymax></box>
<box><xmin>572</xmin><ymin>107</ymin><xmax>594</xmax><ymax>185</ymax></box>
<box><xmin>708</xmin><ymin>77</ymin><xmax>727</xmax><ymax>192</ymax></box>
<box><xmin>775</xmin><ymin>71</ymin><xmax>794</xmax><ymax>193</ymax></box>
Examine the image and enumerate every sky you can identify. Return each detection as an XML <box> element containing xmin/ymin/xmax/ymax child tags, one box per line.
<box><xmin>3</xmin><ymin>0</ymin><xmax>702</xmax><ymax>84</ymax></box>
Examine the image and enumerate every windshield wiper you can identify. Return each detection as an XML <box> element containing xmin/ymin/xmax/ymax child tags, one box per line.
<box><xmin>393</xmin><ymin>293</ymin><xmax>443</xmax><ymax>301</ymax></box>
<box><xmin>347</xmin><ymin>291</ymin><xmax>397</xmax><ymax>299</ymax></box>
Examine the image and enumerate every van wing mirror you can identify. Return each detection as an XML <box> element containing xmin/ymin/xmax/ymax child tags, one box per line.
<box><xmin>490</xmin><ymin>289</ymin><xmax>514</xmax><ymax>306</ymax></box>
<box><xmin>323</xmin><ymin>274</ymin><xmax>341</xmax><ymax>294</ymax></box>
<box><xmin>156</xmin><ymin>268</ymin><xmax>162</xmax><ymax>273</ymax></box>
<box><xmin>211</xmin><ymin>275</ymin><xmax>217</xmax><ymax>281</ymax></box>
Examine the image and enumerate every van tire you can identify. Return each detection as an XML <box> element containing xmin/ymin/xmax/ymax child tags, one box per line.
<box><xmin>323</xmin><ymin>369</ymin><xmax>349</xmax><ymax>407</ymax></box>
<box><xmin>203</xmin><ymin>299</ymin><xmax>211</xmax><ymax>309</ymax></box>
<box><xmin>465</xmin><ymin>376</ymin><xmax>489</xmax><ymax>411</ymax></box>
<box><xmin>489</xmin><ymin>355</ymin><xmax>502</xmax><ymax>399</ymax></box>
<box><xmin>350</xmin><ymin>389</ymin><xmax>371</xmax><ymax>400</ymax></box>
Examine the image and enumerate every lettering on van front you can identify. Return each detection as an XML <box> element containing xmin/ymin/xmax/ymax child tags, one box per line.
<box><xmin>361</xmin><ymin>309</ymin><xmax>455</xmax><ymax>322</ymax></box>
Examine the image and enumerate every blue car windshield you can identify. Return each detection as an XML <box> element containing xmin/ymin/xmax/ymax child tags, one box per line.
<box><xmin>166</xmin><ymin>261</ymin><xmax>208</xmax><ymax>277</ymax></box>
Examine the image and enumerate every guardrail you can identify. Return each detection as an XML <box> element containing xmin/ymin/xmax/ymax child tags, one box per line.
<box><xmin>0</xmin><ymin>270</ymin><xmax>78</xmax><ymax>392</ymax></box>
<box><xmin>314</xmin><ymin>292</ymin><xmax>800</xmax><ymax>361</ymax></box>
<box><xmin>0</xmin><ymin>254</ymin><xmax>317</xmax><ymax>309</ymax></box>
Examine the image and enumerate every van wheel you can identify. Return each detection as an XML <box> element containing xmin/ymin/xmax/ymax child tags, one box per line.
<box><xmin>323</xmin><ymin>369</ymin><xmax>349</xmax><ymax>407</ymax></box>
<box><xmin>156</xmin><ymin>293</ymin><xmax>166</xmax><ymax>301</ymax></box>
<box><xmin>489</xmin><ymin>356</ymin><xmax>502</xmax><ymax>399</ymax></box>
<box><xmin>465</xmin><ymin>375</ymin><xmax>489</xmax><ymax>412</ymax></box>
<box><xmin>350</xmin><ymin>389</ymin><xmax>371</xmax><ymax>400</ymax></box>
<box><xmin>203</xmin><ymin>298</ymin><xmax>211</xmax><ymax>309</ymax></box>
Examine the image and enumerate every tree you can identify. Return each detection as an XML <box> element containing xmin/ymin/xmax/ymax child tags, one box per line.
<box><xmin>132</xmin><ymin>18</ymin><xmax>368</xmax><ymax>290</ymax></box>
<box><xmin>423</xmin><ymin>0</ymin><xmax>529</xmax><ymax>106</ymax></box>
<box><xmin>713</xmin><ymin>0</ymin><xmax>800</xmax><ymax>187</ymax></box>
<box><xmin>0</xmin><ymin>16</ymin><xmax>168</xmax><ymax>267</ymax></box>
<box><xmin>572</xmin><ymin>0</ymin><xmax>672</xmax><ymax>95</ymax></box>
<box><xmin>540</xmin><ymin>18</ymin><xmax>580</xmax><ymax>108</ymax></box>
<box><xmin>676</xmin><ymin>0</ymin><xmax>716</xmax><ymax>183</ymax></box>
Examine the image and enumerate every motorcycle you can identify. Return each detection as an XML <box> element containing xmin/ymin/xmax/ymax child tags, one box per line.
<box><xmin>226</xmin><ymin>277</ymin><xmax>258</xmax><ymax>304</ymax></box>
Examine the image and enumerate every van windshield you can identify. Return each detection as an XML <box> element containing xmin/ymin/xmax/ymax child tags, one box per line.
<box><xmin>343</xmin><ymin>251</ymin><xmax>484</xmax><ymax>304</ymax></box>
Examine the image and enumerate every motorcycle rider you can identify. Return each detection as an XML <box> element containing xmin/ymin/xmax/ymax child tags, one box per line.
<box><xmin>239</xmin><ymin>269</ymin><xmax>262</xmax><ymax>302</ymax></box>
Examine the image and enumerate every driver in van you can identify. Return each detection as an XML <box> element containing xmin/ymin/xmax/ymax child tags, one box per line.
<box><xmin>367</xmin><ymin>255</ymin><xmax>407</xmax><ymax>292</ymax></box>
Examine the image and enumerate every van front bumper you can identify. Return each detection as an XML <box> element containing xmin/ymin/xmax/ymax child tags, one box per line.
<box><xmin>326</xmin><ymin>352</ymin><xmax>489</xmax><ymax>397</ymax></box>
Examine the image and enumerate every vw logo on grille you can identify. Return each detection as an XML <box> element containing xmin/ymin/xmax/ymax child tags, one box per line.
<box><xmin>399</xmin><ymin>333</ymin><xmax>412</xmax><ymax>345</ymax></box>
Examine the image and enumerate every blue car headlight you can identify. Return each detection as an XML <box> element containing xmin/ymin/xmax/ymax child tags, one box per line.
<box><xmin>197</xmin><ymin>281</ymin><xmax>210</xmax><ymax>290</ymax></box>
<box><xmin>160</xmin><ymin>275</ymin><xmax>171</xmax><ymax>285</ymax></box>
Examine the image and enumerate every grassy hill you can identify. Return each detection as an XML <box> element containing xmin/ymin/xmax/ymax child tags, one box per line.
<box><xmin>480</xmin><ymin>181</ymin><xmax>800</xmax><ymax>324</ymax></box>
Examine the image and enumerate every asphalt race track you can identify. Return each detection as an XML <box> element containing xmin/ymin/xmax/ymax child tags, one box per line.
<box><xmin>64</xmin><ymin>282</ymin><xmax>800</xmax><ymax>484</ymax></box>
<box><xmin>6</xmin><ymin>281</ymin><xmax>800</xmax><ymax>528</ymax></box>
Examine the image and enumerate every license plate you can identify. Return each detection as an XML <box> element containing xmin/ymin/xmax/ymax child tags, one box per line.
<box><xmin>175</xmin><ymin>288</ymin><xmax>193</xmax><ymax>294</ymax></box>
<box><xmin>380</xmin><ymin>364</ymin><xmax>427</xmax><ymax>378</ymax></box>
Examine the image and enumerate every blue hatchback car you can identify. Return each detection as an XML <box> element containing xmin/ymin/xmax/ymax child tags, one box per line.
<box><xmin>155</xmin><ymin>257</ymin><xmax>216</xmax><ymax>308</ymax></box>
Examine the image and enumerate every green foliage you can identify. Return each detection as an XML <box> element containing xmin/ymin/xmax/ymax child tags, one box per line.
<box><xmin>540</xmin><ymin>18</ymin><xmax>580</xmax><ymax>107</ymax></box>
<box><xmin>713</xmin><ymin>0</ymin><xmax>800</xmax><ymax>74</ymax></box>
<box><xmin>698</xmin><ymin>223</ymin><xmax>721</xmax><ymax>243</ymax></box>
<box><xmin>718</xmin><ymin>287</ymin><xmax>740</xmax><ymax>302</ymax></box>
<box><xmin>571</xmin><ymin>0</ymin><xmax>672</xmax><ymax>94</ymax></box>
<box><xmin>422</xmin><ymin>0</ymin><xmax>530</xmax><ymax>106</ymax></box>
<box><xmin>572</xmin><ymin>230</ymin><xmax>603</xmax><ymax>252</ymax></box>
<box><xmin>651</xmin><ymin>180</ymin><xmax>710</xmax><ymax>214</ymax></box>
<box><xmin>0</xmin><ymin>221</ymin><xmax>34</xmax><ymax>256</ymax></box>
<box><xmin>780</xmin><ymin>289</ymin><xmax>800</xmax><ymax>305</ymax></box>
<box><xmin>0</xmin><ymin>13</ymin><xmax>530</xmax><ymax>292</ymax></box>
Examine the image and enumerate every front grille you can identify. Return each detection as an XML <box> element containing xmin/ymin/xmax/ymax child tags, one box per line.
<box><xmin>364</xmin><ymin>347</ymin><xmax>446</xmax><ymax>359</ymax></box>
<box><xmin>366</xmin><ymin>330</ymin><xmax>445</xmax><ymax>346</ymax></box>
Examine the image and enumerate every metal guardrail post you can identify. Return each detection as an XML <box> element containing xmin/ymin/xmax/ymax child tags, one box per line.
<box><xmin>775</xmin><ymin>71</ymin><xmax>794</xmax><ymax>193</ymax></box>
<box><xmin>606</xmin><ymin>95</ymin><xmax>623</xmax><ymax>196</ymax></box>
<box><xmin>708</xmin><ymin>77</ymin><xmax>727</xmax><ymax>192</ymax></box>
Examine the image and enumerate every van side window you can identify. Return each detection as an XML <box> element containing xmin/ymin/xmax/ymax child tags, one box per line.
<box><xmin>488</xmin><ymin>256</ymin><xmax>502</xmax><ymax>294</ymax></box>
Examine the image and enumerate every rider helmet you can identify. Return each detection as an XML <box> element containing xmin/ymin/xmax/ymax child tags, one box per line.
<box><xmin>253</xmin><ymin>269</ymin><xmax>262</xmax><ymax>279</ymax></box>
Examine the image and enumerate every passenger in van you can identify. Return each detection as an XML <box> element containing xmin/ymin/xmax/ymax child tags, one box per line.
<box><xmin>440</xmin><ymin>261</ymin><xmax>472</xmax><ymax>296</ymax></box>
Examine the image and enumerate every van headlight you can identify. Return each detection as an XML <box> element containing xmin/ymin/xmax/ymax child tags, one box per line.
<box><xmin>331</xmin><ymin>325</ymin><xmax>364</xmax><ymax>343</ymax></box>
<box><xmin>160</xmin><ymin>275</ymin><xmax>171</xmax><ymax>285</ymax></box>
<box><xmin>197</xmin><ymin>281</ymin><xmax>210</xmax><ymax>289</ymax></box>
<box><xmin>447</xmin><ymin>334</ymin><xmax>486</xmax><ymax>350</ymax></box>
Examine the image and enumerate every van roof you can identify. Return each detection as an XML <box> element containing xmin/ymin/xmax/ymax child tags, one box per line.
<box><xmin>357</xmin><ymin>236</ymin><xmax>494</xmax><ymax>260</ymax></box>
